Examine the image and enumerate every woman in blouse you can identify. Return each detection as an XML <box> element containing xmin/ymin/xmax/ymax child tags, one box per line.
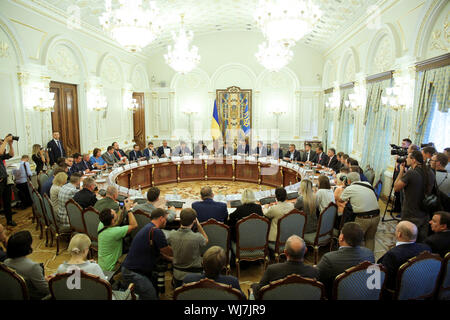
<box><xmin>32</xmin><ymin>144</ymin><xmax>47</xmax><ymax>175</ymax></box>
<box><xmin>294</xmin><ymin>179</ymin><xmax>318</xmax><ymax>234</ymax></box>
<box><xmin>90</xmin><ymin>148</ymin><xmax>107</xmax><ymax>169</ymax></box>
<box><xmin>315</xmin><ymin>175</ymin><xmax>335</xmax><ymax>213</ymax></box>
<box><xmin>50</xmin><ymin>172</ymin><xmax>68</xmax><ymax>212</ymax></box>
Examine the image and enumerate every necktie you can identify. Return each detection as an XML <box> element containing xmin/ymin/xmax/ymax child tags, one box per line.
<box><xmin>56</xmin><ymin>140</ymin><xmax>62</xmax><ymax>155</ymax></box>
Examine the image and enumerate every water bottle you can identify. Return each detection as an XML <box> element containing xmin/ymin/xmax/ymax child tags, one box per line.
<box><xmin>138</xmin><ymin>185</ymin><xmax>142</xmax><ymax>196</ymax></box>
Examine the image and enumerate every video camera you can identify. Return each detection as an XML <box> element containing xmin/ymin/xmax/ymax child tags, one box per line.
<box><xmin>390</xmin><ymin>144</ymin><xmax>408</xmax><ymax>164</ymax></box>
<box><xmin>420</xmin><ymin>142</ymin><xmax>435</xmax><ymax>148</ymax></box>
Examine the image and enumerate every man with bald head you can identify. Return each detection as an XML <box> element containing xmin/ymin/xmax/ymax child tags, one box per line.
<box><xmin>94</xmin><ymin>185</ymin><xmax>120</xmax><ymax>213</ymax></box>
<box><xmin>378</xmin><ymin>221</ymin><xmax>431</xmax><ymax>290</ymax></box>
<box><xmin>192</xmin><ymin>186</ymin><xmax>228</xmax><ymax>223</ymax></box>
<box><xmin>251</xmin><ymin>235</ymin><xmax>318</xmax><ymax>298</ymax></box>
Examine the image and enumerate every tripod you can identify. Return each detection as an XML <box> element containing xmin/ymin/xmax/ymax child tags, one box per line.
<box><xmin>382</xmin><ymin>173</ymin><xmax>401</xmax><ymax>222</ymax></box>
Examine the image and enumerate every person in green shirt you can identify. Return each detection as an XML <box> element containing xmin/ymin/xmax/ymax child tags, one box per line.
<box><xmin>94</xmin><ymin>185</ymin><xmax>120</xmax><ymax>213</ymax></box>
<box><xmin>98</xmin><ymin>199</ymin><xmax>137</xmax><ymax>271</ymax></box>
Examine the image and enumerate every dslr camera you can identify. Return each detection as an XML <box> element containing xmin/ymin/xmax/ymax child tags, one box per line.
<box><xmin>390</xmin><ymin>144</ymin><xmax>408</xmax><ymax>163</ymax></box>
<box><xmin>8</xmin><ymin>134</ymin><xmax>19</xmax><ymax>141</ymax></box>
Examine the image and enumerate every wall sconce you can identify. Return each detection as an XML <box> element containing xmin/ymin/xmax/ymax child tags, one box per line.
<box><xmin>24</xmin><ymin>81</ymin><xmax>55</xmax><ymax>112</ymax></box>
<box><xmin>87</xmin><ymin>86</ymin><xmax>107</xmax><ymax>111</ymax></box>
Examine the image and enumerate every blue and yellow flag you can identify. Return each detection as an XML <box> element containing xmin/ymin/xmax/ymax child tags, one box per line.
<box><xmin>242</xmin><ymin>95</ymin><xmax>250</xmax><ymax>135</ymax></box>
<box><xmin>211</xmin><ymin>99</ymin><xmax>221</xmax><ymax>140</ymax></box>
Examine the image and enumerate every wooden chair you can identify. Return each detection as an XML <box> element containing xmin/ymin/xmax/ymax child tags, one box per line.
<box><xmin>394</xmin><ymin>251</ymin><xmax>442</xmax><ymax>300</ymax></box>
<box><xmin>201</xmin><ymin>219</ymin><xmax>231</xmax><ymax>273</ymax></box>
<box><xmin>30</xmin><ymin>189</ymin><xmax>49</xmax><ymax>244</ymax></box>
<box><xmin>232</xmin><ymin>213</ymin><xmax>270</xmax><ymax>278</ymax></box>
<box><xmin>304</xmin><ymin>202</ymin><xmax>337</xmax><ymax>264</ymax></box>
<box><xmin>437</xmin><ymin>252</ymin><xmax>450</xmax><ymax>300</ymax></box>
<box><xmin>333</xmin><ymin>261</ymin><xmax>386</xmax><ymax>300</ymax></box>
<box><xmin>65</xmin><ymin>199</ymin><xmax>86</xmax><ymax>234</ymax></box>
<box><xmin>49</xmin><ymin>270</ymin><xmax>136</xmax><ymax>300</ymax></box>
<box><xmin>257</xmin><ymin>274</ymin><xmax>325</xmax><ymax>300</ymax></box>
<box><xmin>269</xmin><ymin>209</ymin><xmax>307</xmax><ymax>262</ymax></box>
<box><xmin>259</xmin><ymin>196</ymin><xmax>276</xmax><ymax>205</ymax></box>
<box><xmin>82</xmin><ymin>206</ymin><xmax>101</xmax><ymax>252</ymax></box>
<box><xmin>27</xmin><ymin>179</ymin><xmax>37</xmax><ymax>225</ymax></box>
<box><xmin>0</xmin><ymin>263</ymin><xmax>29</xmax><ymax>300</ymax></box>
<box><xmin>174</xmin><ymin>278</ymin><xmax>245</xmax><ymax>300</ymax></box>
<box><xmin>42</xmin><ymin>194</ymin><xmax>71</xmax><ymax>255</ymax></box>
<box><xmin>130</xmin><ymin>209</ymin><xmax>151</xmax><ymax>238</ymax></box>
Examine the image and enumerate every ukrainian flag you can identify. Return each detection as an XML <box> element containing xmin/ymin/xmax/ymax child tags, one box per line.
<box><xmin>211</xmin><ymin>99</ymin><xmax>221</xmax><ymax>140</ymax></box>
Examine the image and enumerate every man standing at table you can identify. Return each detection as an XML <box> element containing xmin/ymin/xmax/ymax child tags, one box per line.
<box><xmin>47</xmin><ymin>131</ymin><xmax>66</xmax><ymax>166</ymax></box>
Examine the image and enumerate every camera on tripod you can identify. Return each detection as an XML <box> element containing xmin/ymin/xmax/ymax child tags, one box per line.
<box><xmin>390</xmin><ymin>144</ymin><xmax>408</xmax><ymax>163</ymax></box>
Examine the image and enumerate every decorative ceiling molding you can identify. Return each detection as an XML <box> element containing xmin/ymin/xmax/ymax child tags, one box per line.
<box><xmin>28</xmin><ymin>0</ymin><xmax>379</xmax><ymax>55</ymax></box>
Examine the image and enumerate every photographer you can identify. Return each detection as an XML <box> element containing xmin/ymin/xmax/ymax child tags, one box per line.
<box><xmin>339</xmin><ymin>172</ymin><xmax>380</xmax><ymax>252</ymax></box>
<box><xmin>0</xmin><ymin>134</ymin><xmax>16</xmax><ymax>226</ymax></box>
<box><xmin>390</xmin><ymin>139</ymin><xmax>413</xmax><ymax>214</ymax></box>
<box><xmin>422</xmin><ymin>145</ymin><xmax>437</xmax><ymax>166</ymax></box>
<box><xmin>394</xmin><ymin>151</ymin><xmax>436</xmax><ymax>242</ymax></box>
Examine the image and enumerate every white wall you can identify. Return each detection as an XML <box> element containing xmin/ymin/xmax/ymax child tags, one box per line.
<box><xmin>0</xmin><ymin>0</ymin><xmax>150</xmax><ymax>160</ymax></box>
<box><xmin>146</xmin><ymin>31</ymin><xmax>324</xmax><ymax>147</ymax></box>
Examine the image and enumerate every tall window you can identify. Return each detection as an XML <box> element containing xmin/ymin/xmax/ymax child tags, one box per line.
<box><xmin>327</xmin><ymin>121</ymin><xmax>334</xmax><ymax>147</ymax></box>
<box><xmin>427</xmin><ymin>100</ymin><xmax>450</xmax><ymax>151</ymax></box>
<box><xmin>348</xmin><ymin>122</ymin><xmax>354</xmax><ymax>154</ymax></box>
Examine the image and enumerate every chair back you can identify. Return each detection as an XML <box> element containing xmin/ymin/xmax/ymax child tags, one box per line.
<box><xmin>275</xmin><ymin>209</ymin><xmax>307</xmax><ymax>254</ymax></box>
<box><xmin>131</xmin><ymin>210</ymin><xmax>151</xmax><ymax>238</ymax></box>
<box><xmin>259</xmin><ymin>197</ymin><xmax>276</xmax><ymax>205</ymax></box>
<box><xmin>364</xmin><ymin>167</ymin><xmax>375</xmax><ymax>185</ymax></box>
<box><xmin>201</xmin><ymin>219</ymin><xmax>230</xmax><ymax>261</ymax></box>
<box><xmin>65</xmin><ymin>199</ymin><xmax>86</xmax><ymax>233</ymax></box>
<box><xmin>396</xmin><ymin>251</ymin><xmax>442</xmax><ymax>300</ymax></box>
<box><xmin>31</xmin><ymin>189</ymin><xmax>49</xmax><ymax>226</ymax></box>
<box><xmin>287</xmin><ymin>192</ymin><xmax>299</xmax><ymax>200</ymax></box>
<box><xmin>438</xmin><ymin>252</ymin><xmax>450</xmax><ymax>300</ymax></box>
<box><xmin>49</xmin><ymin>270</ymin><xmax>112</xmax><ymax>300</ymax></box>
<box><xmin>374</xmin><ymin>179</ymin><xmax>383</xmax><ymax>200</ymax></box>
<box><xmin>0</xmin><ymin>263</ymin><xmax>29</xmax><ymax>300</ymax></box>
<box><xmin>333</xmin><ymin>261</ymin><xmax>386</xmax><ymax>300</ymax></box>
<box><xmin>230</xmin><ymin>200</ymin><xmax>242</xmax><ymax>208</ymax></box>
<box><xmin>313</xmin><ymin>203</ymin><xmax>337</xmax><ymax>245</ymax></box>
<box><xmin>42</xmin><ymin>193</ymin><xmax>58</xmax><ymax>231</ymax></box>
<box><xmin>82</xmin><ymin>207</ymin><xmax>101</xmax><ymax>243</ymax></box>
<box><xmin>174</xmin><ymin>278</ymin><xmax>245</xmax><ymax>300</ymax></box>
<box><xmin>258</xmin><ymin>275</ymin><xmax>325</xmax><ymax>300</ymax></box>
<box><xmin>37</xmin><ymin>172</ymin><xmax>49</xmax><ymax>192</ymax></box>
<box><xmin>235</xmin><ymin>213</ymin><xmax>269</xmax><ymax>259</ymax></box>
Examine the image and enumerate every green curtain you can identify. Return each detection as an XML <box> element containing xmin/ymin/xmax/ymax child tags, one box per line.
<box><xmin>336</xmin><ymin>88</ymin><xmax>354</xmax><ymax>154</ymax></box>
<box><xmin>361</xmin><ymin>78</ymin><xmax>393</xmax><ymax>185</ymax></box>
<box><xmin>413</xmin><ymin>65</ymin><xmax>450</xmax><ymax>144</ymax></box>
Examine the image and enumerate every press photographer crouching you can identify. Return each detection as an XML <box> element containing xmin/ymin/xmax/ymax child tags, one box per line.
<box><xmin>338</xmin><ymin>172</ymin><xmax>380</xmax><ymax>251</ymax></box>
<box><xmin>0</xmin><ymin>134</ymin><xmax>17</xmax><ymax>226</ymax></box>
<box><xmin>394</xmin><ymin>150</ymin><xmax>436</xmax><ymax>242</ymax></box>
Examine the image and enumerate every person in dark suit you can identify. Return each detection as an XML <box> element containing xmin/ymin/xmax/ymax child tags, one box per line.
<box><xmin>253</xmin><ymin>141</ymin><xmax>268</xmax><ymax>157</ymax></box>
<box><xmin>184</xmin><ymin>246</ymin><xmax>243</xmax><ymax>294</ymax></box>
<box><xmin>102</xmin><ymin>146</ymin><xmax>120</xmax><ymax>166</ymax></box>
<box><xmin>192</xmin><ymin>186</ymin><xmax>228</xmax><ymax>223</ymax></box>
<box><xmin>112</xmin><ymin>142</ymin><xmax>127</xmax><ymax>162</ymax></box>
<box><xmin>236</xmin><ymin>139</ymin><xmax>250</xmax><ymax>156</ymax></box>
<box><xmin>226</xmin><ymin>189</ymin><xmax>263</xmax><ymax>241</ymax></box>
<box><xmin>326</xmin><ymin>148</ymin><xmax>341</xmax><ymax>172</ymax></box>
<box><xmin>143</xmin><ymin>141</ymin><xmax>157</xmax><ymax>159</ymax></box>
<box><xmin>216</xmin><ymin>141</ymin><xmax>235</xmax><ymax>157</ymax></box>
<box><xmin>73</xmin><ymin>177</ymin><xmax>97</xmax><ymax>209</ymax></box>
<box><xmin>156</xmin><ymin>140</ymin><xmax>172</xmax><ymax>158</ymax></box>
<box><xmin>269</xmin><ymin>142</ymin><xmax>283</xmax><ymax>160</ymax></box>
<box><xmin>78</xmin><ymin>154</ymin><xmax>94</xmax><ymax>172</ymax></box>
<box><xmin>251</xmin><ymin>235</ymin><xmax>319</xmax><ymax>298</ymax></box>
<box><xmin>70</xmin><ymin>153</ymin><xmax>83</xmax><ymax>174</ymax></box>
<box><xmin>317</xmin><ymin>222</ymin><xmax>375</xmax><ymax>297</ymax></box>
<box><xmin>47</xmin><ymin>131</ymin><xmax>66</xmax><ymax>166</ymax></box>
<box><xmin>313</xmin><ymin>146</ymin><xmax>329</xmax><ymax>166</ymax></box>
<box><xmin>301</xmin><ymin>143</ymin><xmax>316</xmax><ymax>162</ymax></box>
<box><xmin>378</xmin><ymin>221</ymin><xmax>431</xmax><ymax>290</ymax></box>
<box><xmin>283</xmin><ymin>144</ymin><xmax>301</xmax><ymax>162</ymax></box>
<box><xmin>424</xmin><ymin>211</ymin><xmax>450</xmax><ymax>258</ymax></box>
<box><xmin>129</xmin><ymin>144</ymin><xmax>144</xmax><ymax>161</ymax></box>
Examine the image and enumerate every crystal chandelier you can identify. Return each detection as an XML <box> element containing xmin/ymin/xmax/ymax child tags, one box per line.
<box><xmin>255</xmin><ymin>41</ymin><xmax>293</xmax><ymax>72</ymax></box>
<box><xmin>254</xmin><ymin>0</ymin><xmax>322</xmax><ymax>46</ymax></box>
<box><xmin>164</xmin><ymin>15</ymin><xmax>200</xmax><ymax>74</ymax></box>
<box><xmin>99</xmin><ymin>0</ymin><xmax>162</xmax><ymax>52</ymax></box>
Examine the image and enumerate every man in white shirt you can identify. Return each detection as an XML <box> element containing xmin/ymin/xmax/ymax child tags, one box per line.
<box><xmin>339</xmin><ymin>172</ymin><xmax>380</xmax><ymax>251</ymax></box>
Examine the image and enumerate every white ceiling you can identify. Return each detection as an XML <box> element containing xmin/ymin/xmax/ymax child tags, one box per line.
<box><xmin>37</xmin><ymin>0</ymin><xmax>378</xmax><ymax>55</ymax></box>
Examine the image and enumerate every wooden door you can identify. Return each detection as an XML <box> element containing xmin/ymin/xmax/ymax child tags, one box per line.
<box><xmin>50</xmin><ymin>82</ymin><xmax>80</xmax><ymax>156</ymax></box>
<box><xmin>132</xmin><ymin>92</ymin><xmax>146</xmax><ymax>149</ymax></box>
